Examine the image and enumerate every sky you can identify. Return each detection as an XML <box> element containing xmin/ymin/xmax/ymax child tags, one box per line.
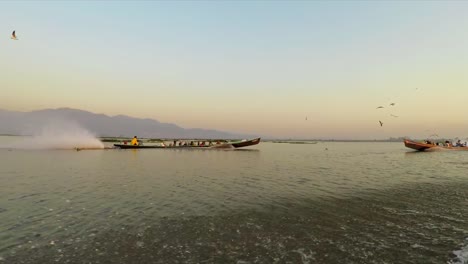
<box><xmin>1</xmin><ymin>1</ymin><xmax>468</xmax><ymax>139</ymax></box>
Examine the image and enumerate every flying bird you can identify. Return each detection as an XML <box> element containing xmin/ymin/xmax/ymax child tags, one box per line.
<box><xmin>390</xmin><ymin>114</ymin><xmax>399</xmax><ymax>117</ymax></box>
<box><xmin>11</xmin><ymin>30</ymin><xmax>18</xmax><ymax>40</ymax></box>
<box><xmin>379</xmin><ymin>120</ymin><xmax>383</xmax><ymax>127</ymax></box>
<box><xmin>390</xmin><ymin>103</ymin><xmax>395</xmax><ymax>106</ymax></box>
<box><xmin>376</xmin><ymin>106</ymin><xmax>384</xmax><ymax>109</ymax></box>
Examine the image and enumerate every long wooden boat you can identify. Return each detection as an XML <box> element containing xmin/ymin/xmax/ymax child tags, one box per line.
<box><xmin>404</xmin><ymin>139</ymin><xmax>468</xmax><ymax>151</ymax></box>
<box><xmin>114</xmin><ymin>137</ymin><xmax>261</xmax><ymax>149</ymax></box>
<box><xmin>229</xmin><ymin>137</ymin><xmax>261</xmax><ymax>148</ymax></box>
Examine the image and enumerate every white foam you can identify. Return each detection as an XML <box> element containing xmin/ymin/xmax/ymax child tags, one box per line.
<box><xmin>450</xmin><ymin>238</ymin><xmax>468</xmax><ymax>264</ymax></box>
<box><xmin>3</xmin><ymin>121</ymin><xmax>104</xmax><ymax>149</ymax></box>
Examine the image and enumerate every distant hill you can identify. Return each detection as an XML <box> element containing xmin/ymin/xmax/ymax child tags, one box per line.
<box><xmin>0</xmin><ymin>108</ymin><xmax>257</xmax><ymax>139</ymax></box>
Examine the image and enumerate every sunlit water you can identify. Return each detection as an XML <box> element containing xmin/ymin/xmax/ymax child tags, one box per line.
<box><xmin>0</xmin><ymin>136</ymin><xmax>467</xmax><ymax>263</ymax></box>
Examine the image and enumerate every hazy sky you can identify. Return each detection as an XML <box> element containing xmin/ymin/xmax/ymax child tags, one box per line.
<box><xmin>1</xmin><ymin>1</ymin><xmax>468</xmax><ymax>139</ymax></box>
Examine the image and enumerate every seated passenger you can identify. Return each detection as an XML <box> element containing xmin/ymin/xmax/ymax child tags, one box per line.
<box><xmin>131</xmin><ymin>136</ymin><xmax>139</xmax><ymax>146</ymax></box>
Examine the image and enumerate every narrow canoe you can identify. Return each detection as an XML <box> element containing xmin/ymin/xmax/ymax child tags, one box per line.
<box><xmin>404</xmin><ymin>139</ymin><xmax>468</xmax><ymax>151</ymax></box>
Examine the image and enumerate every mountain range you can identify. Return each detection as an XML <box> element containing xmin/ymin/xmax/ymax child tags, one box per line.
<box><xmin>0</xmin><ymin>108</ymin><xmax>257</xmax><ymax>139</ymax></box>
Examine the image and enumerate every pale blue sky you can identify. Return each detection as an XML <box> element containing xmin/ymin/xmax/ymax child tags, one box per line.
<box><xmin>1</xmin><ymin>1</ymin><xmax>468</xmax><ymax>139</ymax></box>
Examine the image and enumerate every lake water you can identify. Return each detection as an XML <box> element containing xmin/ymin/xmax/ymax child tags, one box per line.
<box><xmin>0</xmin><ymin>136</ymin><xmax>467</xmax><ymax>263</ymax></box>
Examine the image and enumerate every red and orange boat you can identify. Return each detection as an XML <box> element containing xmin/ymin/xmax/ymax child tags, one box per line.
<box><xmin>404</xmin><ymin>139</ymin><xmax>468</xmax><ymax>151</ymax></box>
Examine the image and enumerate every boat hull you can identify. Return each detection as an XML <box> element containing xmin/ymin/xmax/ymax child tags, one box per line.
<box><xmin>230</xmin><ymin>138</ymin><xmax>261</xmax><ymax>148</ymax></box>
<box><xmin>114</xmin><ymin>138</ymin><xmax>261</xmax><ymax>149</ymax></box>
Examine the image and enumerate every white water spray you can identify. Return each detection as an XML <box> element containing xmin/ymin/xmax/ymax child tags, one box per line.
<box><xmin>5</xmin><ymin>120</ymin><xmax>104</xmax><ymax>149</ymax></box>
<box><xmin>450</xmin><ymin>238</ymin><xmax>468</xmax><ymax>264</ymax></box>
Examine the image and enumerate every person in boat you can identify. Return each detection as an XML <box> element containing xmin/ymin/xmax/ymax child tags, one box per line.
<box><xmin>131</xmin><ymin>136</ymin><xmax>139</xmax><ymax>146</ymax></box>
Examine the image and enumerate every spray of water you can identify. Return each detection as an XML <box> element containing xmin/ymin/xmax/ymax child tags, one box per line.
<box><xmin>5</xmin><ymin>120</ymin><xmax>104</xmax><ymax>149</ymax></box>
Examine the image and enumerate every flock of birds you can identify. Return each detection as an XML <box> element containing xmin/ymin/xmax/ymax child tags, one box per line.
<box><xmin>304</xmin><ymin>99</ymin><xmax>404</xmax><ymax>127</ymax></box>
<box><xmin>376</xmin><ymin>102</ymin><xmax>398</xmax><ymax>127</ymax></box>
<box><xmin>304</xmin><ymin>88</ymin><xmax>422</xmax><ymax>128</ymax></box>
<box><xmin>375</xmin><ymin>88</ymin><xmax>418</xmax><ymax>127</ymax></box>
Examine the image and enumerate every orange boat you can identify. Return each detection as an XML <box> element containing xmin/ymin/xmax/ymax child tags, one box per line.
<box><xmin>404</xmin><ymin>139</ymin><xmax>468</xmax><ymax>151</ymax></box>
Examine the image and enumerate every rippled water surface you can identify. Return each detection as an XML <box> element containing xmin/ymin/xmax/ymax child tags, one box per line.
<box><xmin>1</xmin><ymin>138</ymin><xmax>467</xmax><ymax>263</ymax></box>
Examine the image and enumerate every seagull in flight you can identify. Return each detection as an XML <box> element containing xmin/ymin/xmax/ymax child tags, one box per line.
<box><xmin>379</xmin><ymin>120</ymin><xmax>383</xmax><ymax>127</ymax></box>
<box><xmin>376</xmin><ymin>106</ymin><xmax>384</xmax><ymax>109</ymax></box>
<box><xmin>11</xmin><ymin>30</ymin><xmax>18</xmax><ymax>40</ymax></box>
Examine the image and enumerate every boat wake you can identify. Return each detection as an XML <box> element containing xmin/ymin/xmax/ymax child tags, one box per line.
<box><xmin>450</xmin><ymin>238</ymin><xmax>468</xmax><ymax>264</ymax></box>
<box><xmin>2</xmin><ymin>121</ymin><xmax>104</xmax><ymax>150</ymax></box>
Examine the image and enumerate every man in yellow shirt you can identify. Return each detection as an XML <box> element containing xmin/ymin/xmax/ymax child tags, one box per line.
<box><xmin>131</xmin><ymin>136</ymin><xmax>139</xmax><ymax>146</ymax></box>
